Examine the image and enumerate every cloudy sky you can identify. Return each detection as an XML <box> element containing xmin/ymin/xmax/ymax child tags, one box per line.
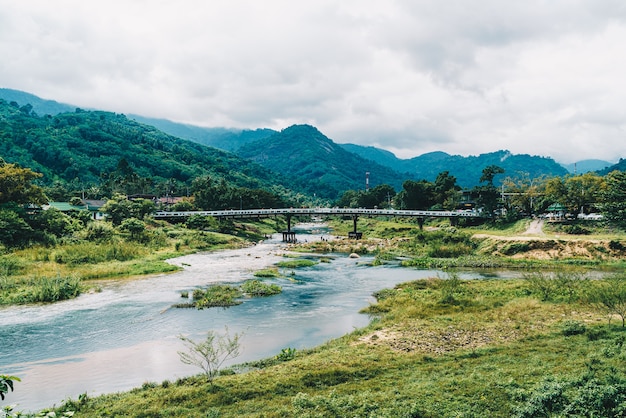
<box><xmin>2</xmin><ymin>1</ymin><xmax>626</xmax><ymax>164</ymax></box>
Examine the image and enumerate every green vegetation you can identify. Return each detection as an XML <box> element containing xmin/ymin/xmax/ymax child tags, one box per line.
<box><xmin>275</xmin><ymin>258</ymin><xmax>318</xmax><ymax>269</ymax></box>
<box><xmin>253</xmin><ymin>267</ymin><xmax>281</xmax><ymax>278</ymax></box>
<box><xmin>240</xmin><ymin>280</ymin><xmax>282</xmax><ymax>296</ymax></box>
<box><xmin>0</xmin><ymin>375</ymin><xmax>20</xmax><ymax>400</ymax></box>
<box><xmin>46</xmin><ymin>274</ymin><xmax>626</xmax><ymax>417</ymax></box>
<box><xmin>176</xmin><ymin>280</ymin><xmax>282</xmax><ymax>309</ymax></box>
<box><xmin>178</xmin><ymin>328</ymin><xmax>243</xmax><ymax>383</ymax></box>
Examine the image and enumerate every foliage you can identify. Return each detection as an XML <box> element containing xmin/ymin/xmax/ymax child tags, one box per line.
<box><xmin>586</xmin><ymin>274</ymin><xmax>626</xmax><ymax>327</ymax></box>
<box><xmin>119</xmin><ymin>217</ymin><xmax>146</xmax><ymax>240</ymax></box>
<box><xmin>0</xmin><ymin>159</ymin><xmax>47</xmax><ymax>205</ymax></box>
<box><xmin>253</xmin><ymin>267</ymin><xmax>281</xmax><ymax>278</ymax></box>
<box><xmin>0</xmin><ymin>375</ymin><xmax>20</xmax><ymax>400</ymax></box>
<box><xmin>178</xmin><ymin>328</ymin><xmax>243</xmax><ymax>383</ymax></box>
<box><xmin>101</xmin><ymin>195</ymin><xmax>154</xmax><ymax>225</ymax></box>
<box><xmin>0</xmin><ymin>99</ymin><xmax>286</xmax><ymax>200</ymax></box>
<box><xmin>276</xmin><ymin>259</ymin><xmax>318</xmax><ymax>269</ymax></box>
<box><xmin>190</xmin><ymin>284</ymin><xmax>242</xmax><ymax>308</ymax></box>
<box><xmin>240</xmin><ymin>279</ymin><xmax>282</xmax><ymax>296</ymax></box>
<box><xmin>275</xmin><ymin>347</ymin><xmax>297</xmax><ymax>361</ymax></box>
<box><xmin>601</xmin><ymin>170</ymin><xmax>626</xmax><ymax>229</ymax></box>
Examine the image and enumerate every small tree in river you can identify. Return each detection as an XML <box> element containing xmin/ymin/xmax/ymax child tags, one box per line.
<box><xmin>178</xmin><ymin>327</ymin><xmax>243</xmax><ymax>382</ymax></box>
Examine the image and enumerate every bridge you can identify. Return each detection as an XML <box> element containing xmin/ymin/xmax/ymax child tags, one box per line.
<box><xmin>153</xmin><ymin>207</ymin><xmax>481</xmax><ymax>242</ymax></box>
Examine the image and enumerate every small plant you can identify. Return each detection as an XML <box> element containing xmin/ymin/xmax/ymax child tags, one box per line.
<box><xmin>0</xmin><ymin>374</ymin><xmax>20</xmax><ymax>400</ymax></box>
<box><xmin>275</xmin><ymin>347</ymin><xmax>297</xmax><ymax>361</ymax></box>
<box><xmin>561</xmin><ymin>320</ymin><xmax>586</xmax><ymax>336</ymax></box>
<box><xmin>178</xmin><ymin>327</ymin><xmax>243</xmax><ymax>383</ymax></box>
<box><xmin>241</xmin><ymin>279</ymin><xmax>282</xmax><ymax>296</ymax></box>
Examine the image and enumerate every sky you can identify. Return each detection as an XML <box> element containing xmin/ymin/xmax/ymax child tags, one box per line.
<box><xmin>2</xmin><ymin>0</ymin><xmax>626</xmax><ymax>164</ymax></box>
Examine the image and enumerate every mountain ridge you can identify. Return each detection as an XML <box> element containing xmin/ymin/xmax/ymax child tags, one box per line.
<box><xmin>1</xmin><ymin>88</ymin><xmax>621</xmax><ymax>193</ymax></box>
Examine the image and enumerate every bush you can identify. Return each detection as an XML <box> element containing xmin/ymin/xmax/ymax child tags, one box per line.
<box><xmin>240</xmin><ymin>280</ymin><xmax>281</xmax><ymax>296</ymax></box>
<box><xmin>561</xmin><ymin>320</ymin><xmax>586</xmax><ymax>336</ymax></box>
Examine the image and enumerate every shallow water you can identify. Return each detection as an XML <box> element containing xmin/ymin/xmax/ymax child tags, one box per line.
<box><xmin>0</xmin><ymin>228</ymin><xmax>505</xmax><ymax>412</ymax></box>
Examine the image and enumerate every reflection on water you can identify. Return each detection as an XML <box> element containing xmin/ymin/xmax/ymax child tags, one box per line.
<box><xmin>0</xmin><ymin>228</ymin><xmax>511</xmax><ymax>411</ymax></box>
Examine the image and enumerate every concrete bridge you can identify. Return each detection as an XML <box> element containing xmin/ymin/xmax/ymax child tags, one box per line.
<box><xmin>153</xmin><ymin>207</ymin><xmax>480</xmax><ymax>242</ymax></box>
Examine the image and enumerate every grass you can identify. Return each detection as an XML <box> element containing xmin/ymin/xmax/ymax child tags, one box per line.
<box><xmin>0</xmin><ymin>221</ymin><xmax>257</xmax><ymax>305</ymax></box>
<box><xmin>49</xmin><ymin>274</ymin><xmax>626</xmax><ymax>417</ymax></box>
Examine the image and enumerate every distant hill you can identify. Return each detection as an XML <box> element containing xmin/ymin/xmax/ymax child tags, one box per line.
<box><xmin>129</xmin><ymin>115</ymin><xmax>276</xmax><ymax>152</ymax></box>
<box><xmin>561</xmin><ymin>159</ymin><xmax>613</xmax><ymax>174</ymax></box>
<box><xmin>236</xmin><ymin>125</ymin><xmax>408</xmax><ymax>199</ymax></box>
<box><xmin>341</xmin><ymin>143</ymin><xmax>568</xmax><ymax>187</ymax></box>
<box><xmin>598</xmin><ymin>158</ymin><xmax>626</xmax><ymax>175</ymax></box>
<box><xmin>0</xmin><ymin>88</ymin><xmax>76</xmax><ymax>115</ymax></box>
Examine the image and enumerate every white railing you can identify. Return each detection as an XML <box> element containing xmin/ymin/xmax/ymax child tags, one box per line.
<box><xmin>153</xmin><ymin>207</ymin><xmax>480</xmax><ymax>218</ymax></box>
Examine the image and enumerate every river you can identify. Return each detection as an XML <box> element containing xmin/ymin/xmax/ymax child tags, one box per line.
<box><xmin>0</xmin><ymin>225</ymin><xmax>495</xmax><ymax>412</ymax></box>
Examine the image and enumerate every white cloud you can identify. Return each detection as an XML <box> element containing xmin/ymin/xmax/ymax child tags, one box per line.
<box><xmin>2</xmin><ymin>0</ymin><xmax>626</xmax><ymax>163</ymax></box>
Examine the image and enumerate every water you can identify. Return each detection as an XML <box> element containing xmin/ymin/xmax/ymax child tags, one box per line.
<box><xmin>0</xmin><ymin>227</ymin><xmax>491</xmax><ymax>412</ymax></box>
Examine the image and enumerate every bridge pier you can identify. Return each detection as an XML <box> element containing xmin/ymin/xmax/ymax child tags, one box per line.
<box><xmin>282</xmin><ymin>231</ymin><xmax>297</xmax><ymax>243</ymax></box>
<box><xmin>282</xmin><ymin>214</ymin><xmax>296</xmax><ymax>242</ymax></box>
<box><xmin>348</xmin><ymin>214</ymin><xmax>362</xmax><ymax>239</ymax></box>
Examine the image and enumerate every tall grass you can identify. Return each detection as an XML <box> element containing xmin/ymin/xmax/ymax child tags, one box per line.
<box><xmin>1</xmin><ymin>275</ymin><xmax>82</xmax><ymax>304</ymax></box>
<box><xmin>53</xmin><ymin>241</ymin><xmax>144</xmax><ymax>265</ymax></box>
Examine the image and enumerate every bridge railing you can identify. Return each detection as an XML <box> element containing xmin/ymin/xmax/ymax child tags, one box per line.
<box><xmin>153</xmin><ymin>207</ymin><xmax>481</xmax><ymax>219</ymax></box>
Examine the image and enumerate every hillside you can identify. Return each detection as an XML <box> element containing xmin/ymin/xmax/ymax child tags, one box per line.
<box><xmin>129</xmin><ymin>114</ymin><xmax>276</xmax><ymax>152</ymax></box>
<box><xmin>342</xmin><ymin>143</ymin><xmax>569</xmax><ymax>187</ymax></box>
<box><xmin>0</xmin><ymin>99</ymin><xmax>287</xmax><ymax>196</ymax></box>
<box><xmin>0</xmin><ymin>88</ymin><xmax>76</xmax><ymax>115</ymax></box>
<box><xmin>599</xmin><ymin>158</ymin><xmax>626</xmax><ymax>175</ymax></box>
<box><xmin>237</xmin><ymin>125</ymin><xmax>409</xmax><ymax>199</ymax></box>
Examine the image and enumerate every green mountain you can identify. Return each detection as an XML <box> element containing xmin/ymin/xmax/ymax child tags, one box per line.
<box><xmin>0</xmin><ymin>88</ymin><xmax>76</xmax><ymax>115</ymax></box>
<box><xmin>0</xmin><ymin>98</ymin><xmax>286</xmax><ymax>196</ymax></box>
<box><xmin>236</xmin><ymin>125</ymin><xmax>408</xmax><ymax>199</ymax></box>
<box><xmin>599</xmin><ymin>158</ymin><xmax>626</xmax><ymax>175</ymax></box>
<box><xmin>129</xmin><ymin>114</ymin><xmax>276</xmax><ymax>152</ymax></box>
<box><xmin>341</xmin><ymin>143</ymin><xmax>569</xmax><ymax>187</ymax></box>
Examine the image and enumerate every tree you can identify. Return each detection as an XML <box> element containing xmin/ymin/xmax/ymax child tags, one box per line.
<box><xmin>120</xmin><ymin>217</ymin><xmax>146</xmax><ymax>240</ymax></box>
<box><xmin>476</xmin><ymin>165</ymin><xmax>505</xmax><ymax>216</ymax></box>
<box><xmin>433</xmin><ymin>171</ymin><xmax>459</xmax><ymax>210</ymax></box>
<box><xmin>0</xmin><ymin>160</ymin><xmax>47</xmax><ymax>205</ymax></box>
<box><xmin>397</xmin><ymin>179</ymin><xmax>434</xmax><ymax>210</ymax></box>
<box><xmin>480</xmin><ymin>165</ymin><xmax>505</xmax><ymax>187</ymax></box>
<box><xmin>600</xmin><ymin>170</ymin><xmax>626</xmax><ymax>228</ymax></box>
<box><xmin>101</xmin><ymin>195</ymin><xmax>155</xmax><ymax>225</ymax></box>
<box><xmin>357</xmin><ymin>184</ymin><xmax>396</xmax><ymax>209</ymax></box>
<box><xmin>178</xmin><ymin>328</ymin><xmax>243</xmax><ymax>383</ymax></box>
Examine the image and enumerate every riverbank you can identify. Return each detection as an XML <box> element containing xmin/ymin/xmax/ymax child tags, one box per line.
<box><xmin>45</xmin><ymin>271</ymin><xmax>626</xmax><ymax>417</ymax></box>
<box><xmin>6</xmin><ymin>217</ymin><xmax>626</xmax><ymax>416</ymax></box>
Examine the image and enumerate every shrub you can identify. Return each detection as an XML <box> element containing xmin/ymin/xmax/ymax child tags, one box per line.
<box><xmin>561</xmin><ymin>320</ymin><xmax>586</xmax><ymax>336</ymax></box>
<box><xmin>241</xmin><ymin>280</ymin><xmax>281</xmax><ymax>296</ymax></box>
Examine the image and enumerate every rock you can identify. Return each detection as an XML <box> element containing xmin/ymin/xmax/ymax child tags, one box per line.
<box><xmin>349</xmin><ymin>253</ymin><xmax>360</xmax><ymax>258</ymax></box>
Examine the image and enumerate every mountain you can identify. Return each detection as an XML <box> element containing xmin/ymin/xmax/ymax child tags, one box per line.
<box><xmin>561</xmin><ymin>159</ymin><xmax>613</xmax><ymax>174</ymax></box>
<box><xmin>598</xmin><ymin>158</ymin><xmax>626</xmax><ymax>175</ymax></box>
<box><xmin>340</xmin><ymin>143</ymin><xmax>403</xmax><ymax>170</ymax></box>
<box><xmin>236</xmin><ymin>125</ymin><xmax>408</xmax><ymax>199</ymax></box>
<box><xmin>341</xmin><ymin>143</ymin><xmax>568</xmax><ymax>188</ymax></box>
<box><xmin>0</xmin><ymin>88</ymin><xmax>76</xmax><ymax>115</ymax></box>
<box><xmin>129</xmin><ymin>114</ymin><xmax>276</xmax><ymax>152</ymax></box>
<box><xmin>0</xmin><ymin>98</ymin><xmax>286</xmax><ymax>195</ymax></box>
